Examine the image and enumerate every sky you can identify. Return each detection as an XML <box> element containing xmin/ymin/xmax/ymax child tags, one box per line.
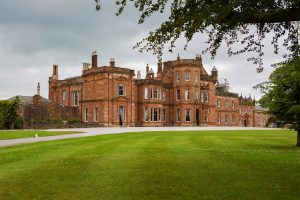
<box><xmin>0</xmin><ymin>0</ymin><xmax>286</xmax><ymax>100</ymax></box>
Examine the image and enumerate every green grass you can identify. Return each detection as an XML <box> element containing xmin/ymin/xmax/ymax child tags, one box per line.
<box><xmin>0</xmin><ymin>130</ymin><xmax>81</xmax><ymax>140</ymax></box>
<box><xmin>0</xmin><ymin>130</ymin><xmax>299</xmax><ymax>200</ymax></box>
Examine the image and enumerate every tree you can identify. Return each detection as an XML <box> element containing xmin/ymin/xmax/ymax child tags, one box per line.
<box><xmin>255</xmin><ymin>57</ymin><xmax>300</xmax><ymax>146</ymax></box>
<box><xmin>95</xmin><ymin>0</ymin><xmax>300</xmax><ymax>72</ymax></box>
<box><xmin>0</xmin><ymin>98</ymin><xmax>20</xmax><ymax>129</ymax></box>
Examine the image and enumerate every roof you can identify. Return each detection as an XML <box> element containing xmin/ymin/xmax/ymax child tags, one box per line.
<box><xmin>7</xmin><ymin>95</ymin><xmax>51</xmax><ymax>105</ymax></box>
<box><xmin>254</xmin><ymin>105</ymin><xmax>268</xmax><ymax>111</ymax></box>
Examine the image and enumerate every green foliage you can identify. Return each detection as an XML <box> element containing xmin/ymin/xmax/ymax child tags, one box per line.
<box><xmin>255</xmin><ymin>57</ymin><xmax>300</xmax><ymax>145</ymax></box>
<box><xmin>0</xmin><ymin>99</ymin><xmax>20</xmax><ymax>129</ymax></box>
<box><xmin>96</xmin><ymin>0</ymin><xmax>300</xmax><ymax>71</ymax></box>
<box><xmin>0</xmin><ymin>130</ymin><xmax>299</xmax><ymax>199</ymax></box>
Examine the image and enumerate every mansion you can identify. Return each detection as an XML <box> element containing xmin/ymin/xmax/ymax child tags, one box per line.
<box><xmin>48</xmin><ymin>52</ymin><xmax>269</xmax><ymax>127</ymax></box>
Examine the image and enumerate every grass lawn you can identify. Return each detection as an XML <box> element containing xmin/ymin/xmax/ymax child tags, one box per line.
<box><xmin>0</xmin><ymin>130</ymin><xmax>299</xmax><ymax>200</ymax></box>
<box><xmin>0</xmin><ymin>130</ymin><xmax>82</xmax><ymax>140</ymax></box>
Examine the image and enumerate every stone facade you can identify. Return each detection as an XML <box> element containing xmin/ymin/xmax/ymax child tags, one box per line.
<box><xmin>48</xmin><ymin>52</ymin><xmax>269</xmax><ymax>127</ymax></box>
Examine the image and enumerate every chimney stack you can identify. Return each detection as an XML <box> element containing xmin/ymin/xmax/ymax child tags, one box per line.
<box><xmin>157</xmin><ymin>60</ymin><xmax>162</xmax><ymax>78</ymax></box>
<box><xmin>37</xmin><ymin>82</ymin><xmax>40</xmax><ymax>96</ymax></box>
<box><xmin>146</xmin><ymin>64</ymin><xmax>149</xmax><ymax>78</ymax></box>
<box><xmin>92</xmin><ymin>51</ymin><xmax>98</xmax><ymax>68</ymax></box>
<box><xmin>52</xmin><ymin>65</ymin><xmax>58</xmax><ymax>79</ymax></box>
<box><xmin>211</xmin><ymin>66</ymin><xmax>218</xmax><ymax>84</ymax></box>
<box><xmin>109</xmin><ymin>58</ymin><xmax>115</xmax><ymax>67</ymax></box>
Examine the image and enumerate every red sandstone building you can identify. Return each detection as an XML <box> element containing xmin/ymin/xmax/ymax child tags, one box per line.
<box><xmin>48</xmin><ymin>52</ymin><xmax>270</xmax><ymax>127</ymax></box>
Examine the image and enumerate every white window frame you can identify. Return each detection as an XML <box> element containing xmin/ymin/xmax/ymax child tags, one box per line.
<box><xmin>225</xmin><ymin>99</ymin><xmax>229</xmax><ymax>108</ymax></box>
<box><xmin>225</xmin><ymin>114</ymin><xmax>229</xmax><ymax>124</ymax></box>
<box><xmin>62</xmin><ymin>90</ymin><xmax>66</xmax><ymax>102</ymax></box>
<box><xmin>217</xmin><ymin>99</ymin><xmax>221</xmax><ymax>108</ymax></box>
<box><xmin>176</xmin><ymin>90</ymin><xmax>181</xmax><ymax>101</ymax></box>
<box><xmin>72</xmin><ymin>91</ymin><xmax>79</xmax><ymax>106</ymax></box>
<box><xmin>185</xmin><ymin>89</ymin><xmax>190</xmax><ymax>101</ymax></box>
<box><xmin>177</xmin><ymin>108</ymin><xmax>181</xmax><ymax>122</ymax></box>
<box><xmin>176</xmin><ymin>72</ymin><xmax>181</xmax><ymax>82</ymax></box>
<box><xmin>217</xmin><ymin>113</ymin><xmax>221</xmax><ymax>124</ymax></box>
<box><xmin>118</xmin><ymin>84</ymin><xmax>124</xmax><ymax>96</ymax></box>
<box><xmin>185</xmin><ymin>108</ymin><xmax>191</xmax><ymax>122</ymax></box>
<box><xmin>144</xmin><ymin>107</ymin><xmax>148</xmax><ymax>122</ymax></box>
<box><xmin>144</xmin><ymin>87</ymin><xmax>148</xmax><ymax>99</ymax></box>
<box><xmin>232</xmin><ymin>100</ymin><xmax>235</xmax><ymax>108</ymax></box>
<box><xmin>153</xmin><ymin>88</ymin><xmax>158</xmax><ymax>99</ymax></box>
<box><xmin>185</xmin><ymin>71</ymin><xmax>190</xmax><ymax>81</ymax></box>
<box><xmin>204</xmin><ymin>92</ymin><xmax>209</xmax><ymax>102</ymax></box>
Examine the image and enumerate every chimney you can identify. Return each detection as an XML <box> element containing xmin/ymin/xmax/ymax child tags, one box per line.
<box><xmin>146</xmin><ymin>64</ymin><xmax>149</xmax><ymax>78</ymax></box>
<box><xmin>137</xmin><ymin>70</ymin><xmax>141</xmax><ymax>80</ymax></box>
<box><xmin>157</xmin><ymin>60</ymin><xmax>162</xmax><ymax>78</ymax></box>
<box><xmin>177</xmin><ymin>53</ymin><xmax>180</xmax><ymax>61</ymax></box>
<box><xmin>211</xmin><ymin>66</ymin><xmax>218</xmax><ymax>84</ymax></box>
<box><xmin>196</xmin><ymin>54</ymin><xmax>202</xmax><ymax>64</ymax></box>
<box><xmin>92</xmin><ymin>51</ymin><xmax>98</xmax><ymax>68</ymax></box>
<box><xmin>33</xmin><ymin>82</ymin><xmax>42</xmax><ymax>105</ymax></box>
<box><xmin>52</xmin><ymin>65</ymin><xmax>58</xmax><ymax>79</ymax></box>
<box><xmin>109</xmin><ymin>58</ymin><xmax>115</xmax><ymax>67</ymax></box>
<box><xmin>37</xmin><ymin>82</ymin><xmax>40</xmax><ymax>96</ymax></box>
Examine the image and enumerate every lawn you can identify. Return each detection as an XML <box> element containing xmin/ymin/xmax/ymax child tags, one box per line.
<box><xmin>0</xmin><ymin>130</ymin><xmax>82</xmax><ymax>140</ymax></box>
<box><xmin>0</xmin><ymin>130</ymin><xmax>299</xmax><ymax>200</ymax></box>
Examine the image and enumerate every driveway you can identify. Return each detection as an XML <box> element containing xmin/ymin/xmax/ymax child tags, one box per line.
<box><xmin>0</xmin><ymin>126</ymin><xmax>280</xmax><ymax>147</ymax></box>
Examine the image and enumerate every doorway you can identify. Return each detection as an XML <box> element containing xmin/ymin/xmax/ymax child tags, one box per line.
<box><xmin>119</xmin><ymin>106</ymin><xmax>125</xmax><ymax>126</ymax></box>
<box><xmin>196</xmin><ymin>109</ymin><xmax>200</xmax><ymax>126</ymax></box>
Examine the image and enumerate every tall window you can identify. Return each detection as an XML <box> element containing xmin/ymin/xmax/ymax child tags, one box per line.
<box><xmin>232</xmin><ymin>115</ymin><xmax>235</xmax><ymax>124</ymax></box>
<box><xmin>153</xmin><ymin>88</ymin><xmax>158</xmax><ymax>99</ymax></box>
<box><xmin>118</xmin><ymin>84</ymin><xmax>124</xmax><ymax>96</ymax></box>
<box><xmin>217</xmin><ymin>99</ymin><xmax>221</xmax><ymax>108</ymax></box>
<box><xmin>154</xmin><ymin>108</ymin><xmax>159</xmax><ymax>122</ymax></box>
<box><xmin>201</xmin><ymin>92</ymin><xmax>204</xmax><ymax>102</ymax></box>
<box><xmin>177</xmin><ymin>109</ymin><xmax>181</xmax><ymax>122</ymax></box>
<box><xmin>62</xmin><ymin>91</ymin><xmax>66</xmax><ymax>102</ymax></box>
<box><xmin>185</xmin><ymin>89</ymin><xmax>190</xmax><ymax>100</ymax></box>
<box><xmin>176</xmin><ymin>90</ymin><xmax>181</xmax><ymax>101</ymax></box>
<box><xmin>176</xmin><ymin>72</ymin><xmax>181</xmax><ymax>82</ymax></box>
<box><xmin>150</xmin><ymin>108</ymin><xmax>153</xmax><ymax>121</ymax></box>
<box><xmin>225</xmin><ymin>114</ymin><xmax>229</xmax><ymax>124</ymax></box>
<box><xmin>162</xmin><ymin>91</ymin><xmax>166</xmax><ymax>101</ymax></box>
<box><xmin>163</xmin><ymin>109</ymin><xmax>166</xmax><ymax>122</ymax></box>
<box><xmin>204</xmin><ymin>92</ymin><xmax>209</xmax><ymax>102</ymax></box>
<box><xmin>72</xmin><ymin>91</ymin><xmax>79</xmax><ymax>106</ymax></box>
<box><xmin>185</xmin><ymin>72</ymin><xmax>190</xmax><ymax>81</ymax></box>
<box><xmin>94</xmin><ymin>108</ymin><xmax>99</xmax><ymax>122</ymax></box>
<box><xmin>84</xmin><ymin>108</ymin><xmax>88</xmax><ymax>122</ymax></box>
<box><xmin>185</xmin><ymin>108</ymin><xmax>191</xmax><ymax>122</ymax></box>
<box><xmin>232</xmin><ymin>100</ymin><xmax>235</xmax><ymax>108</ymax></box>
<box><xmin>150</xmin><ymin>88</ymin><xmax>153</xmax><ymax>99</ymax></box>
<box><xmin>144</xmin><ymin>87</ymin><xmax>148</xmax><ymax>99</ymax></box>
<box><xmin>217</xmin><ymin>113</ymin><xmax>221</xmax><ymax>124</ymax></box>
<box><xmin>225</xmin><ymin>100</ymin><xmax>229</xmax><ymax>108</ymax></box>
<box><xmin>144</xmin><ymin>107</ymin><xmax>148</xmax><ymax>122</ymax></box>
<box><xmin>195</xmin><ymin>90</ymin><xmax>199</xmax><ymax>100</ymax></box>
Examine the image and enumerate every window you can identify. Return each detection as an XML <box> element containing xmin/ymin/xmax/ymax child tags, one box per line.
<box><xmin>150</xmin><ymin>108</ymin><xmax>153</xmax><ymax>121</ymax></box>
<box><xmin>118</xmin><ymin>84</ymin><xmax>124</xmax><ymax>96</ymax></box>
<box><xmin>153</xmin><ymin>88</ymin><xmax>158</xmax><ymax>99</ymax></box>
<box><xmin>176</xmin><ymin>72</ymin><xmax>181</xmax><ymax>82</ymax></box>
<box><xmin>162</xmin><ymin>91</ymin><xmax>166</xmax><ymax>101</ymax></box>
<box><xmin>62</xmin><ymin>91</ymin><xmax>66</xmax><ymax>102</ymax></box>
<box><xmin>225</xmin><ymin>115</ymin><xmax>229</xmax><ymax>124</ymax></box>
<box><xmin>225</xmin><ymin>100</ymin><xmax>229</xmax><ymax>108</ymax></box>
<box><xmin>176</xmin><ymin>90</ymin><xmax>181</xmax><ymax>101</ymax></box>
<box><xmin>195</xmin><ymin>90</ymin><xmax>199</xmax><ymax>100</ymax></box>
<box><xmin>158</xmin><ymin>88</ymin><xmax>161</xmax><ymax>100</ymax></box>
<box><xmin>94</xmin><ymin>108</ymin><xmax>98</xmax><ymax>122</ymax></box>
<box><xmin>185</xmin><ymin>72</ymin><xmax>190</xmax><ymax>81</ymax></box>
<box><xmin>144</xmin><ymin>88</ymin><xmax>148</xmax><ymax>99</ymax></box>
<box><xmin>153</xmin><ymin>108</ymin><xmax>160</xmax><ymax>122</ymax></box>
<box><xmin>217</xmin><ymin>113</ymin><xmax>221</xmax><ymax>124</ymax></box>
<box><xmin>72</xmin><ymin>91</ymin><xmax>79</xmax><ymax>106</ymax></box>
<box><xmin>232</xmin><ymin>100</ymin><xmax>235</xmax><ymax>108</ymax></box>
<box><xmin>177</xmin><ymin>108</ymin><xmax>181</xmax><ymax>122</ymax></box>
<box><xmin>239</xmin><ymin>108</ymin><xmax>242</xmax><ymax>114</ymax></box>
<box><xmin>201</xmin><ymin>92</ymin><xmax>204</xmax><ymax>102</ymax></box>
<box><xmin>232</xmin><ymin>115</ymin><xmax>235</xmax><ymax>124</ymax></box>
<box><xmin>150</xmin><ymin>88</ymin><xmax>153</xmax><ymax>99</ymax></box>
<box><xmin>163</xmin><ymin>109</ymin><xmax>166</xmax><ymax>122</ymax></box>
<box><xmin>204</xmin><ymin>92</ymin><xmax>209</xmax><ymax>102</ymax></box>
<box><xmin>84</xmin><ymin>108</ymin><xmax>88</xmax><ymax>122</ymax></box>
<box><xmin>185</xmin><ymin>108</ymin><xmax>191</xmax><ymax>122</ymax></box>
<box><xmin>185</xmin><ymin>89</ymin><xmax>190</xmax><ymax>100</ymax></box>
<box><xmin>217</xmin><ymin>99</ymin><xmax>221</xmax><ymax>108</ymax></box>
<box><xmin>144</xmin><ymin>107</ymin><xmax>148</xmax><ymax>122</ymax></box>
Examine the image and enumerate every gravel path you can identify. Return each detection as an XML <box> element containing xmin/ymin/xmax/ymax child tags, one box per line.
<box><xmin>0</xmin><ymin>127</ymin><xmax>280</xmax><ymax>147</ymax></box>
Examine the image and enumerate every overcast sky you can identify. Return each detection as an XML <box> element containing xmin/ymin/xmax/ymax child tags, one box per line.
<box><xmin>0</xmin><ymin>0</ymin><xmax>285</xmax><ymax>100</ymax></box>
